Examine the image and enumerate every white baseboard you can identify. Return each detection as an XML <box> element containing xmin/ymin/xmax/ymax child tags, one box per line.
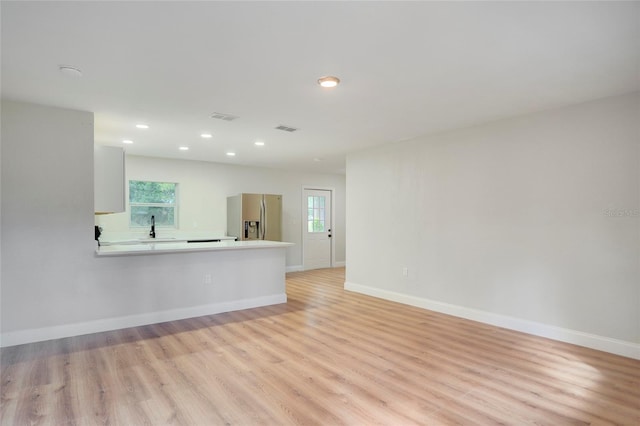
<box><xmin>0</xmin><ymin>293</ymin><xmax>287</xmax><ymax>348</ymax></box>
<box><xmin>344</xmin><ymin>281</ymin><xmax>639</xmax><ymax>360</ymax></box>
<box><xmin>287</xmin><ymin>261</ymin><xmax>344</xmax><ymax>273</ymax></box>
<box><xmin>287</xmin><ymin>263</ymin><xmax>344</xmax><ymax>273</ymax></box>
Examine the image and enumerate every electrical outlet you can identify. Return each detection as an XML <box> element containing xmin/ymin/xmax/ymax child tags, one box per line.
<box><xmin>402</xmin><ymin>267</ymin><xmax>408</xmax><ymax>277</ymax></box>
<box><xmin>204</xmin><ymin>274</ymin><xmax>212</xmax><ymax>284</ymax></box>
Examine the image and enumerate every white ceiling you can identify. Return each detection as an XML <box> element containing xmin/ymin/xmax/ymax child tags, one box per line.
<box><xmin>2</xmin><ymin>1</ymin><xmax>639</xmax><ymax>174</ymax></box>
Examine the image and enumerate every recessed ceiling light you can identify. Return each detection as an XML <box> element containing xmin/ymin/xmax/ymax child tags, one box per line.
<box><xmin>59</xmin><ymin>65</ymin><xmax>83</xmax><ymax>78</ymax></box>
<box><xmin>136</xmin><ymin>124</ymin><xmax>149</xmax><ymax>129</ymax></box>
<box><xmin>179</xmin><ymin>146</ymin><xmax>189</xmax><ymax>151</ymax></box>
<box><xmin>254</xmin><ymin>141</ymin><xmax>265</xmax><ymax>146</ymax></box>
<box><xmin>226</xmin><ymin>152</ymin><xmax>236</xmax><ymax>157</ymax></box>
<box><xmin>317</xmin><ymin>76</ymin><xmax>340</xmax><ymax>88</ymax></box>
<box><xmin>201</xmin><ymin>133</ymin><xmax>212</xmax><ymax>138</ymax></box>
<box><xmin>122</xmin><ymin>139</ymin><xmax>133</xmax><ymax>144</ymax></box>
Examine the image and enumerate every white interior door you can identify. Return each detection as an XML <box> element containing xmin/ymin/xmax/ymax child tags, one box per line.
<box><xmin>303</xmin><ymin>189</ymin><xmax>332</xmax><ymax>270</ymax></box>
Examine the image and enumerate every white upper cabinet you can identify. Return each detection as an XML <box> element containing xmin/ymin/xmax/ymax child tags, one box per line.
<box><xmin>94</xmin><ymin>145</ymin><xmax>125</xmax><ymax>214</ymax></box>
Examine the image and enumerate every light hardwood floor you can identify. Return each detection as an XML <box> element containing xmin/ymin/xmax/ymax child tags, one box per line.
<box><xmin>1</xmin><ymin>267</ymin><xmax>639</xmax><ymax>425</ymax></box>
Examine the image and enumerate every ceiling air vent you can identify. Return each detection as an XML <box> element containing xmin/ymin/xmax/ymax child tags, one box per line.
<box><xmin>211</xmin><ymin>112</ymin><xmax>238</xmax><ymax>121</ymax></box>
<box><xmin>275</xmin><ymin>125</ymin><xmax>298</xmax><ymax>133</ymax></box>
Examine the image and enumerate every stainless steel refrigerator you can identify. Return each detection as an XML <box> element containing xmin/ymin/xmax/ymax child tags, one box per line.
<box><xmin>226</xmin><ymin>193</ymin><xmax>282</xmax><ymax>241</ymax></box>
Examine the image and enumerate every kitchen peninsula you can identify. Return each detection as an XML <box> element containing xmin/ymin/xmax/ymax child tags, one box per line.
<box><xmin>87</xmin><ymin>240</ymin><xmax>294</xmax><ymax>344</ymax></box>
<box><xmin>95</xmin><ymin>239</ymin><xmax>292</xmax><ymax>256</ymax></box>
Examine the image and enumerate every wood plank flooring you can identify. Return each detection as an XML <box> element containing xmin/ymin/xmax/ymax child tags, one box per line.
<box><xmin>1</xmin><ymin>267</ymin><xmax>639</xmax><ymax>425</ymax></box>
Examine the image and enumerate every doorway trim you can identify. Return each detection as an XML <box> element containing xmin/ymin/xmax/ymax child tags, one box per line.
<box><xmin>301</xmin><ymin>185</ymin><xmax>336</xmax><ymax>270</ymax></box>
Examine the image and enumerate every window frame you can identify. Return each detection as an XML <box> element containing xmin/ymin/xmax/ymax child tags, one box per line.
<box><xmin>128</xmin><ymin>180</ymin><xmax>179</xmax><ymax>229</ymax></box>
<box><xmin>307</xmin><ymin>195</ymin><xmax>327</xmax><ymax>233</ymax></box>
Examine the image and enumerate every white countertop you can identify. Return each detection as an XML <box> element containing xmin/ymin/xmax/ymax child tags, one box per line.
<box><xmin>95</xmin><ymin>240</ymin><xmax>294</xmax><ymax>256</ymax></box>
<box><xmin>99</xmin><ymin>235</ymin><xmax>236</xmax><ymax>246</ymax></box>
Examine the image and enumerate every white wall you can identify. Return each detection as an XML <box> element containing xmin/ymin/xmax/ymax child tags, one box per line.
<box><xmin>346</xmin><ymin>93</ymin><xmax>640</xmax><ymax>358</ymax></box>
<box><xmin>96</xmin><ymin>155</ymin><xmax>346</xmax><ymax>269</ymax></box>
<box><xmin>1</xmin><ymin>100</ymin><xmax>94</xmax><ymax>338</ymax></box>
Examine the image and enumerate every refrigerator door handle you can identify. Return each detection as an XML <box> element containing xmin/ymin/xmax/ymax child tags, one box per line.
<box><xmin>260</xmin><ymin>197</ymin><xmax>266</xmax><ymax>240</ymax></box>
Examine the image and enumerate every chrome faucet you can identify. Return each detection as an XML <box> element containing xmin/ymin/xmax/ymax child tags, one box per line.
<box><xmin>149</xmin><ymin>215</ymin><xmax>156</xmax><ymax>238</ymax></box>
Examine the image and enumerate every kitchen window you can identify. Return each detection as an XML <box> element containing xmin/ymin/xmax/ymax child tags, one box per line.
<box><xmin>129</xmin><ymin>180</ymin><xmax>178</xmax><ymax>228</ymax></box>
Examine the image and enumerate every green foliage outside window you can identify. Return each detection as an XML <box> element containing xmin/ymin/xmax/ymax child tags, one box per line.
<box><xmin>129</xmin><ymin>181</ymin><xmax>177</xmax><ymax>227</ymax></box>
<box><xmin>307</xmin><ymin>195</ymin><xmax>325</xmax><ymax>232</ymax></box>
